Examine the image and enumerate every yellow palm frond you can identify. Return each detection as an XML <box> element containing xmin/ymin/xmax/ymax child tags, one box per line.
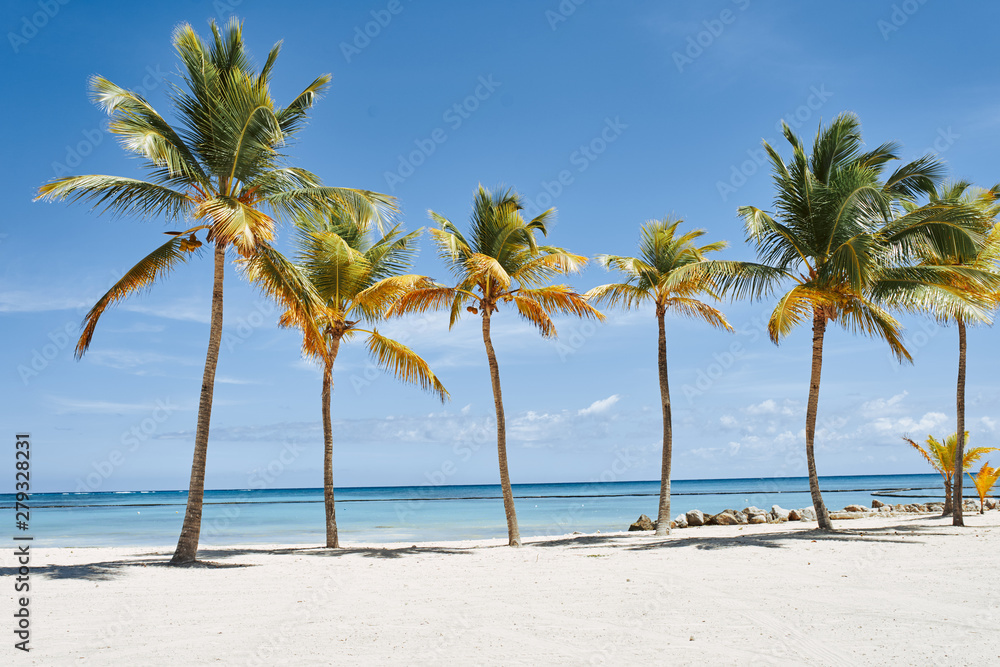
<box><xmin>904</xmin><ymin>436</ymin><xmax>948</xmax><ymax>479</ymax></box>
<box><xmin>768</xmin><ymin>286</ymin><xmax>830</xmax><ymax>343</ymax></box>
<box><xmin>387</xmin><ymin>285</ymin><xmax>464</xmax><ymax>318</ymax></box>
<box><xmin>353</xmin><ymin>274</ymin><xmax>435</xmax><ymax>321</ymax></box>
<box><xmin>466</xmin><ymin>253</ymin><xmax>512</xmax><ymax>291</ymax></box>
<box><xmin>514</xmin><ymin>250</ymin><xmax>588</xmax><ymax>285</ymax></box>
<box><xmin>76</xmin><ymin>231</ymin><xmax>196</xmax><ymax>357</ymax></box>
<box><xmin>515</xmin><ymin>285</ymin><xmax>605</xmax><ymax>321</ymax></box>
<box><xmin>969</xmin><ymin>464</ymin><xmax>1000</xmax><ymax>510</ymax></box>
<box><xmin>364</xmin><ymin>329</ymin><xmax>448</xmax><ymax>402</ymax></box>
<box><xmin>508</xmin><ymin>294</ymin><xmax>556</xmax><ymax>337</ymax></box>
<box><xmin>197</xmin><ymin>197</ymin><xmax>275</xmax><ymax>255</ymax></box>
<box><xmin>584</xmin><ymin>282</ymin><xmax>650</xmax><ymax>310</ymax></box>
<box><xmin>665</xmin><ymin>297</ymin><xmax>734</xmax><ymax>332</ymax></box>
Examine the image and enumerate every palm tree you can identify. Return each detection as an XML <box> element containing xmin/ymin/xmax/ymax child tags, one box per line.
<box><xmin>903</xmin><ymin>433</ymin><xmax>997</xmax><ymax>515</ymax></box>
<box><xmin>35</xmin><ymin>19</ymin><xmax>392</xmax><ymax>563</ymax></box>
<box><xmin>585</xmin><ymin>219</ymin><xmax>751</xmax><ymax>536</ymax></box>
<box><xmin>900</xmin><ymin>182</ymin><xmax>1000</xmax><ymax>526</ymax></box>
<box><xmin>387</xmin><ymin>185</ymin><xmax>603</xmax><ymax>546</ymax></box>
<box><xmin>736</xmin><ymin>112</ymin><xmax>990</xmax><ymax>530</ymax></box>
<box><xmin>243</xmin><ymin>210</ymin><xmax>448</xmax><ymax>548</ymax></box>
<box><xmin>968</xmin><ymin>463</ymin><xmax>1000</xmax><ymax>514</ymax></box>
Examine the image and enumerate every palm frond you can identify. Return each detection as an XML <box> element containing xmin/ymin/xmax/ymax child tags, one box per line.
<box><xmin>36</xmin><ymin>175</ymin><xmax>192</xmax><ymax>220</ymax></box>
<box><xmin>76</xmin><ymin>232</ymin><xmax>194</xmax><ymax>357</ymax></box>
<box><xmin>365</xmin><ymin>329</ymin><xmax>448</xmax><ymax>402</ymax></box>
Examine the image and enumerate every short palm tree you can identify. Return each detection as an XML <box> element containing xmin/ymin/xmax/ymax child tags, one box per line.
<box><xmin>243</xmin><ymin>210</ymin><xmax>448</xmax><ymax>548</ymax></box>
<box><xmin>35</xmin><ymin>20</ymin><xmax>393</xmax><ymax>563</ymax></box>
<box><xmin>585</xmin><ymin>219</ymin><xmax>753</xmax><ymax>536</ymax></box>
<box><xmin>903</xmin><ymin>433</ymin><xmax>997</xmax><ymax>515</ymax></box>
<box><xmin>900</xmin><ymin>182</ymin><xmax>1000</xmax><ymax>526</ymax></box>
<box><xmin>736</xmin><ymin>112</ymin><xmax>990</xmax><ymax>530</ymax></box>
<box><xmin>388</xmin><ymin>185</ymin><xmax>604</xmax><ymax>546</ymax></box>
<box><xmin>968</xmin><ymin>463</ymin><xmax>1000</xmax><ymax>514</ymax></box>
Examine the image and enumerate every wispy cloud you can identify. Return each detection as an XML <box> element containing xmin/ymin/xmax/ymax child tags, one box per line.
<box><xmin>46</xmin><ymin>395</ymin><xmax>186</xmax><ymax>415</ymax></box>
<box><xmin>578</xmin><ymin>394</ymin><xmax>620</xmax><ymax>416</ymax></box>
<box><xmin>0</xmin><ymin>290</ymin><xmax>90</xmax><ymax>313</ymax></box>
<box><xmin>86</xmin><ymin>349</ymin><xmax>198</xmax><ymax>370</ymax></box>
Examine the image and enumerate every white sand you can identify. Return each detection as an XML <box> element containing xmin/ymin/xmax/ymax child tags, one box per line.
<box><xmin>5</xmin><ymin>512</ymin><xmax>999</xmax><ymax>666</ymax></box>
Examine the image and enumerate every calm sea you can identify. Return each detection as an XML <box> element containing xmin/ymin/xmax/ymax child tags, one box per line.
<box><xmin>2</xmin><ymin>474</ymin><xmax>948</xmax><ymax>547</ymax></box>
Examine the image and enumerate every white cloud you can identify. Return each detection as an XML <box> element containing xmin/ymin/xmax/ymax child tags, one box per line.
<box><xmin>46</xmin><ymin>395</ymin><xmax>186</xmax><ymax>415</ymax></box>
<box><xmin>578</xmin><ymin>394</ymin><xmax>620</xmax><ymax>416</ymax></box>
<box><xmin>745</xmin><ymin>399</ymin><xmax>778</xmax><ymax>415</ymax></box>
<box><xmin>0</xmin><ymin>290</ymin><xmax>89</xmax><ymax>313</ymax></box>
<box><xmin>87</xmin><ymin>349</ymin><xmax>198</xmax><ymax>370</ymax></box>
<box><xmin>870</xmin><ymin>411</ymin><xmax>947</xmax><ymax>437</ymax></box>
<box><xmin>861</xmin><ymin>391</ymin><xmax>909</xmax><ymax>417</ymax></box>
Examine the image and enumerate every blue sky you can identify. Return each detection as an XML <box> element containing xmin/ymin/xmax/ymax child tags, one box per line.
<box><xmin>3</xmin><ymin>0</ymin><xmax>999</xmax><ymax>493</ymax></box>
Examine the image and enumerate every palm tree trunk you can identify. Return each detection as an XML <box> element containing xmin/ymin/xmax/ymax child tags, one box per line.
<box><xmin>171</xmin><ymin>242</ymin><xmax>225</xmax><ymax>564</ymax></box>
<box><xmin>806</xmin><ymin>308</ymin><xmax>833</xmax><ymax>530</ymax></box>
<box><xmin>654</xmin><ymin>307</ymin><xmax>672</xmax><ymax>536</ymax></box>
<box><xmin>323</xmin><ymin>337</ymin><xmax>342</xmax><ymax>548</ymax></box>
<box><xmin>952</xmin><ymin>319</ymin><xmax>967</xmax><ymax>527</ymax></box>
<box><xmin>942</xmin><ymin>476</ymin><xmax>953</xmax><ymax>516</ymax></box>
<box><xmin>482</xmin><ymin>309</ymin><xmax>521</xmax><ymax>547</ymax></box>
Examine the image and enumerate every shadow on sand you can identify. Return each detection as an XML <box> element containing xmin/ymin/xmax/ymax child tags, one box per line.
<box><xmin>8</xmin><ymin>518</ymin><xmax>959</xmax><ymax>580</ymax></box>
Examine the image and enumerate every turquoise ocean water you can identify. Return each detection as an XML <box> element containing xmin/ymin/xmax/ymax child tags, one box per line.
<box><xmin>2</xmin><ymin>474</ymin><xmax>949</xmax><ymax>547</ymax></box>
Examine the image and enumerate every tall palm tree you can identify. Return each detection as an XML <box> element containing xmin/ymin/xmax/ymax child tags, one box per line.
<box><xmin>900</xmin><ymin>182</ymin><xmax>1000</xmax><ymax>526</ymax></box>
<box><xmin>735</xmin><ymin>112</ymin><xmax>990</xmax><ymax>530</ymax></box>
<box><xmin>243</xmin><ymin>210</ymin><xmax>448</xmax><ymax>548</ymax></box>
<box><xmin>903</xmin><ymin>432</ymin><xmax>997</xmax><ymax>515</ymax></box>
<box><xmin>35</xmin><ymin>19</ymin><xmax>392</xmax><ymax>563</ymax></box>
<box><xmin>585</xmin><ymin>219</ymin><xmax>754</xmax><ymax>536</ymax></box>
<box><xmin>387</xmin><ymin>185</ymin><xmax>603</xmax><ymax>546</ymax></box>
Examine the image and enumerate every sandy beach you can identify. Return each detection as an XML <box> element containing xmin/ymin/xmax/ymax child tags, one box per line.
<box><xmin>5</xmin><ymin>512</ymin><xmax>998</xmax><ymax>666</ymax></box>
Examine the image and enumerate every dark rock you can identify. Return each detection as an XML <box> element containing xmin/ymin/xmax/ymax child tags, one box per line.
<box><xmin>628</xmin><ymin>514</ymin><xmax>655</xmax><ymax>531</ymax></box>
<box><xmin>707</xmin><ymin>510</ymin><xmax>740</xmax><ymax>526</ymax></box>
<box><xmin>843</xmin><ymin>504</ymin><xmax>868</xmax><ymax>513</ymax></box>
<box><xmin>788</xmin><ymin>509</ymin><xmax>803</xmax><ymax>521</ymax></box>
<box><xmin>872</xmin><ymin>499</ymin><xmax>886</xmax><ymax>509</ymax></box>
